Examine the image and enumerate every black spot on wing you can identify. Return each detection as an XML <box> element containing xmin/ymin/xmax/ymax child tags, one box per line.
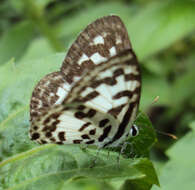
<box><xmin>108</xmin><ymin>104</ymin><xmax>126</xmax><ymax>118</ymax></box>
<box><xmin>88</xmin><ymin>109</ymin><xmax>96</xmax><ymax>118</ymax></box>
<box><xmin>113</xmin><ymin>90</ymin><xmax>132</xmax><ymax>99</ymax></box>
<box><xmin>75</xmin><ymin>112</ymin><xmax>86</xmax><ymax>119</ymax></box>
<box><xmin>125</xmin><ymin>74</ymin><xmax>140</xmax><ymax>81</ymax></box>
<box><xmin>98</xmin><ymin>125</ymin><xmax>112</xmax><ymax>142</ymax></box>
<box><xmin>103</xmin><ymin>101</ymin><xmax>137</xmax><ymax>147</ymax></box>
<box><xmin>43</xmin><ymin>117</ymin><xmax>51</xmax><ymax>125</ymax></box>
<box><xmin>81</xmin><ymin>91</ymin><xmax>99</xmax><ymax>102</ymax></box>
<box><xmin>58</xmin><ymin>131</ymin><xmax>66</xmax><ymax>141</ymax></box>
<box><xmin>81</xmin><ymin>134</ymin><xmax>90</xmax><ymax>139</ymax></box>
<box><xmin>33</xmin><ymin>126</ymin><xmax>38</xmax><ymax>130</ymax></box>
<box><xmin>77</xmin><ymin>105</ymin><xmax>86</xmax><ymax>110</ymax></box>
<box><xmin>86</xmin><ymin>140</ymin><xmax>95</xmax><ymax>144</ymax></box>
<box><xmin>40</xmin><ymin>140</ymin><xmax>47</xmax><ymax>144</ymax></box>
<box><xmin>57</xmin><ymin>141</ymin><xmax>63</xmax><ymax>145</ymax></box>
<box><xmin>75</xmin><ymin>109</ymin><xmax>96</xmax><ymax>119</ymax></box>
<box><xmin>31</xmin><ymin>133</ymin><xmax>40</xmax><ymax>140</ymax></box>
<box><xmin>50</xmin><ymin>137</ymin><xmax>56</xmax><ymax>142</ymax></box>
<box><xmin>91</xmin><ymin>77</ymin><xmax>117</xmax><ymax>88</ymax></box>
<box><xmin>99</xmin><ymin>119</ymin><xmax>109</xmax><ymax>128</ymax></box>
<box><xmin>73</xmin><ymin>140</ymin><xmax>82</xmax><ymax>144</ymax></box>
<box><xmin>113</xmin><ymin>68</ymin><xmax>124</xmax><ymax>77</ymax></box>
<box><xmin>89</xmin><ymin>128</ymin><xmax>96</xmax><ymax>135</ymax></box>
<box><xmin>79</xmin><ymin>122</ymin><xmax>91</xmax><ymax>131</ymax></box>
<box><xmin>45</xmin><ymin>132</ymin><xmax>52</xmax><ymax>138</ymax></box>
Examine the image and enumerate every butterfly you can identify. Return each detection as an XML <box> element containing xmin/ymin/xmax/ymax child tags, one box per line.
<box><xmin>29</xmin><ymin>15</ymin><xmax>141</xmax><ymax>148</ymax></box>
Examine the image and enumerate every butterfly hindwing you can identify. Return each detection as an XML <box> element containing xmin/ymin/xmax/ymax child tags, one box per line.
<box><xmin>65</xmin><ymin>50</ymin><xmax>141</xmax><ymax>122</ymax></box>
<box><xmin>30</xmin><ymin>72</ymin><xmax>71</xmax><ymax>121</ymax></box>
<box><xmin>30</xmin><ymin>103</ymin><xmax>119</xmax><ymax>147</ymax></box>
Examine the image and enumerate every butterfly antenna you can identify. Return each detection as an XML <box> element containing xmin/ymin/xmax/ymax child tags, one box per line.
<box><xmin>149</xmin><ymin>96</ymin><xmax>177</xmax><ymax>140</ymax></box>
<box><xmin>135</xmin><ymin>96</ymin><xmax>160</xmax><ymax>120</ymax></box>
<box><xmin>135</xmin><ymin>96</ymin><xmax>177</xmax><ymax>140</ymax></box>
<box><xmin>156</xmin><ymin>130</ymin><xmax>178</xmax><ymax>140</ymax></box>
<box><xmin>151</xmin><ymin>96</ymin><xmax>160</xmax><ymax>105</ymax></box>
<box><xmin>150</xmin><ymin>96</ymin><xmax>177</xmax><ymax>140</ymax></box>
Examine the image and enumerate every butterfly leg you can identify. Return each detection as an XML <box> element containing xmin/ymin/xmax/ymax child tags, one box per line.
<box><xmin>129</xmin><ymin>142</ymin><xmax>135</xmax><ymax>158</ymax></box>
<box><xmin>106</xmin><ymin>146</ymin><xmax>114</xmax><ymax>160</ymax></box>
<box><xmin>122</xmin><ymin>141</ymin><xmax>137</xmax><ymax>158</ymax></box>
<box><xmin>107</xmin><ymin>148</ymin><xmax>114</xmax><ymax>160</ymax></box>
<box><xmin>80</xmin><ymin>144</ymin><xmax>89</xmax><ymax>152</ymax></box>
<box><xmin>117</xmin><ymin>141</ymin><xmax>131</xmax><ymax>167</ymax></box>
<box><xmin>90</xmin><ymin>148</ymin><xmax>101</xmax><ymax>168</ymax></box>
<box><xmin>117</xmin><ymin>151</ymin><xmax>121</xmax><ymax>168</ymax></box>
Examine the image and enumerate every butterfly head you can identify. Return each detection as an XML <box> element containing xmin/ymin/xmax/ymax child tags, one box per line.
<box><xmin>129</xmin><ymin>124</ymin><xmax>139</xmax><ymax>137</ymax></box>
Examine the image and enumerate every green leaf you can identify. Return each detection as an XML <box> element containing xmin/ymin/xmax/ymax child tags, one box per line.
<box><xmin>111</xmin><ymin>157</ymin><xmax>159</xmax><ymax>190</ymax></box>
<box><xmin>120</xmin><ymin>160</ymin><xmax>159</xmax><ymax>190</ymax></box>
<box><xmin>19</xmin><ymin>38</ymin><xmax>55</xmax><ymax>62</ymax></box>
<box><xmin>56</xmin><ymin>0</ymin><xmax>195</xmax><ymax>60</ymax></box>
<box><xmin>140</xmin><ymin>73</ymin><xmax>171</xmax><ymax>110</ymax></box>
<box><xmin>171</xmin><ymin>65</ymin><xmax>195</xmax><ymax>106</ymax></box>
<box><xmin>10</xmin><ymin>0</ymin><xmax>53</xmax><ymax>14</ymax></box>
<box><xmin>0</xmin><ymin>52</ymin><xmax>158</xmax><ymax>189</ymax></box>
<box><xmin>0</xmin><ymin>21</ymin><xmax>35</xmax><ymax>65</ymax></box>
<box><xmin>129</xmin><ymin>0</ymin><xmax>195</xmax><ymax>59</ymax></box>
<box><xmin>0</xmin><ymin>59</ymin><xmax>15</xmax><ymax>92</ymax></box>
<box><xmin>0</xmin><ymin>145</ymin><xmax>158</xmax><ymax>190</ymax></box>
<box><xmin>0</xmin><ymin>54</ymin><xmax>63</xmax><ymax>159</ymax></box>
<box><xmin>0</xmin><ymin>53</ymin><xmax>64</xmax><ymax>122</ymax></box>
<box><xmin>56</xmin><ymin>2</ymin><xmax>134</xmax><ymax>41</ymax></box>
<box><xmin>0</xmin><ymin>106</ymin><xmax>34</xmax><ymax>160</ymax></box>
<box><xmin>121</xmin><ymin>179</ymin><xmax>153</xmax><ymax>190</ymax></box>
<box><xmin>63</xmin><ymin>178</ymin><xmax>114</xmax><ymax>190</ymax></box>
<box><xmin>152</xmin><ymin>121</ymin><xmax>195</xmax><ymax>190</ymax></box>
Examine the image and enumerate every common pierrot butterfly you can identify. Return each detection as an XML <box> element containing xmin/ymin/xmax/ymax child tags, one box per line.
<box><xmin>29</xmin><ymin>15</ymin><xmax>141</xmax><ymax>148</ymax></box>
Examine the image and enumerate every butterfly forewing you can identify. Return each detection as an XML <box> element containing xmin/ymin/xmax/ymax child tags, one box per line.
<box><xmin>64</xmin><ymin>49</ymin><xmax>141</xmax><ymax>147</ymax></box>
<box><xmin>30</xmin><ymin>15</ymin><xmax>141</xmax><ymax>148</ymax></box>
<box><xmin>65</xmin><ymin>50</ymin><xmax>140</xmax><ymax>119</ymax></box>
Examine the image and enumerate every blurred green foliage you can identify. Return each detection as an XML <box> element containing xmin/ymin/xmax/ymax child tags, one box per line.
<box><xmin>0</xmin><ymin>0</ymin><xmax>195</xmax><ymax>189</ymax></box>
<box><xmin>152</xmin><ymin>121</ymin><xmax>195</xmax><ymax>190</ymax></box>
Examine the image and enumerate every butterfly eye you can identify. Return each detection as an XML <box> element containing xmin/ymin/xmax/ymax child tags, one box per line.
<box><xmin>130</xmin><ymin>124</ymin><xmax>139</xmax><ymax>137</ymax></box>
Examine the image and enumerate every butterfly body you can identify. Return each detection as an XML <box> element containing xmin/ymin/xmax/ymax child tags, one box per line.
<box><xmin>30</xmin><ymin>16</ymin><xmax>141</xmax><ymax>148</ymax></box>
